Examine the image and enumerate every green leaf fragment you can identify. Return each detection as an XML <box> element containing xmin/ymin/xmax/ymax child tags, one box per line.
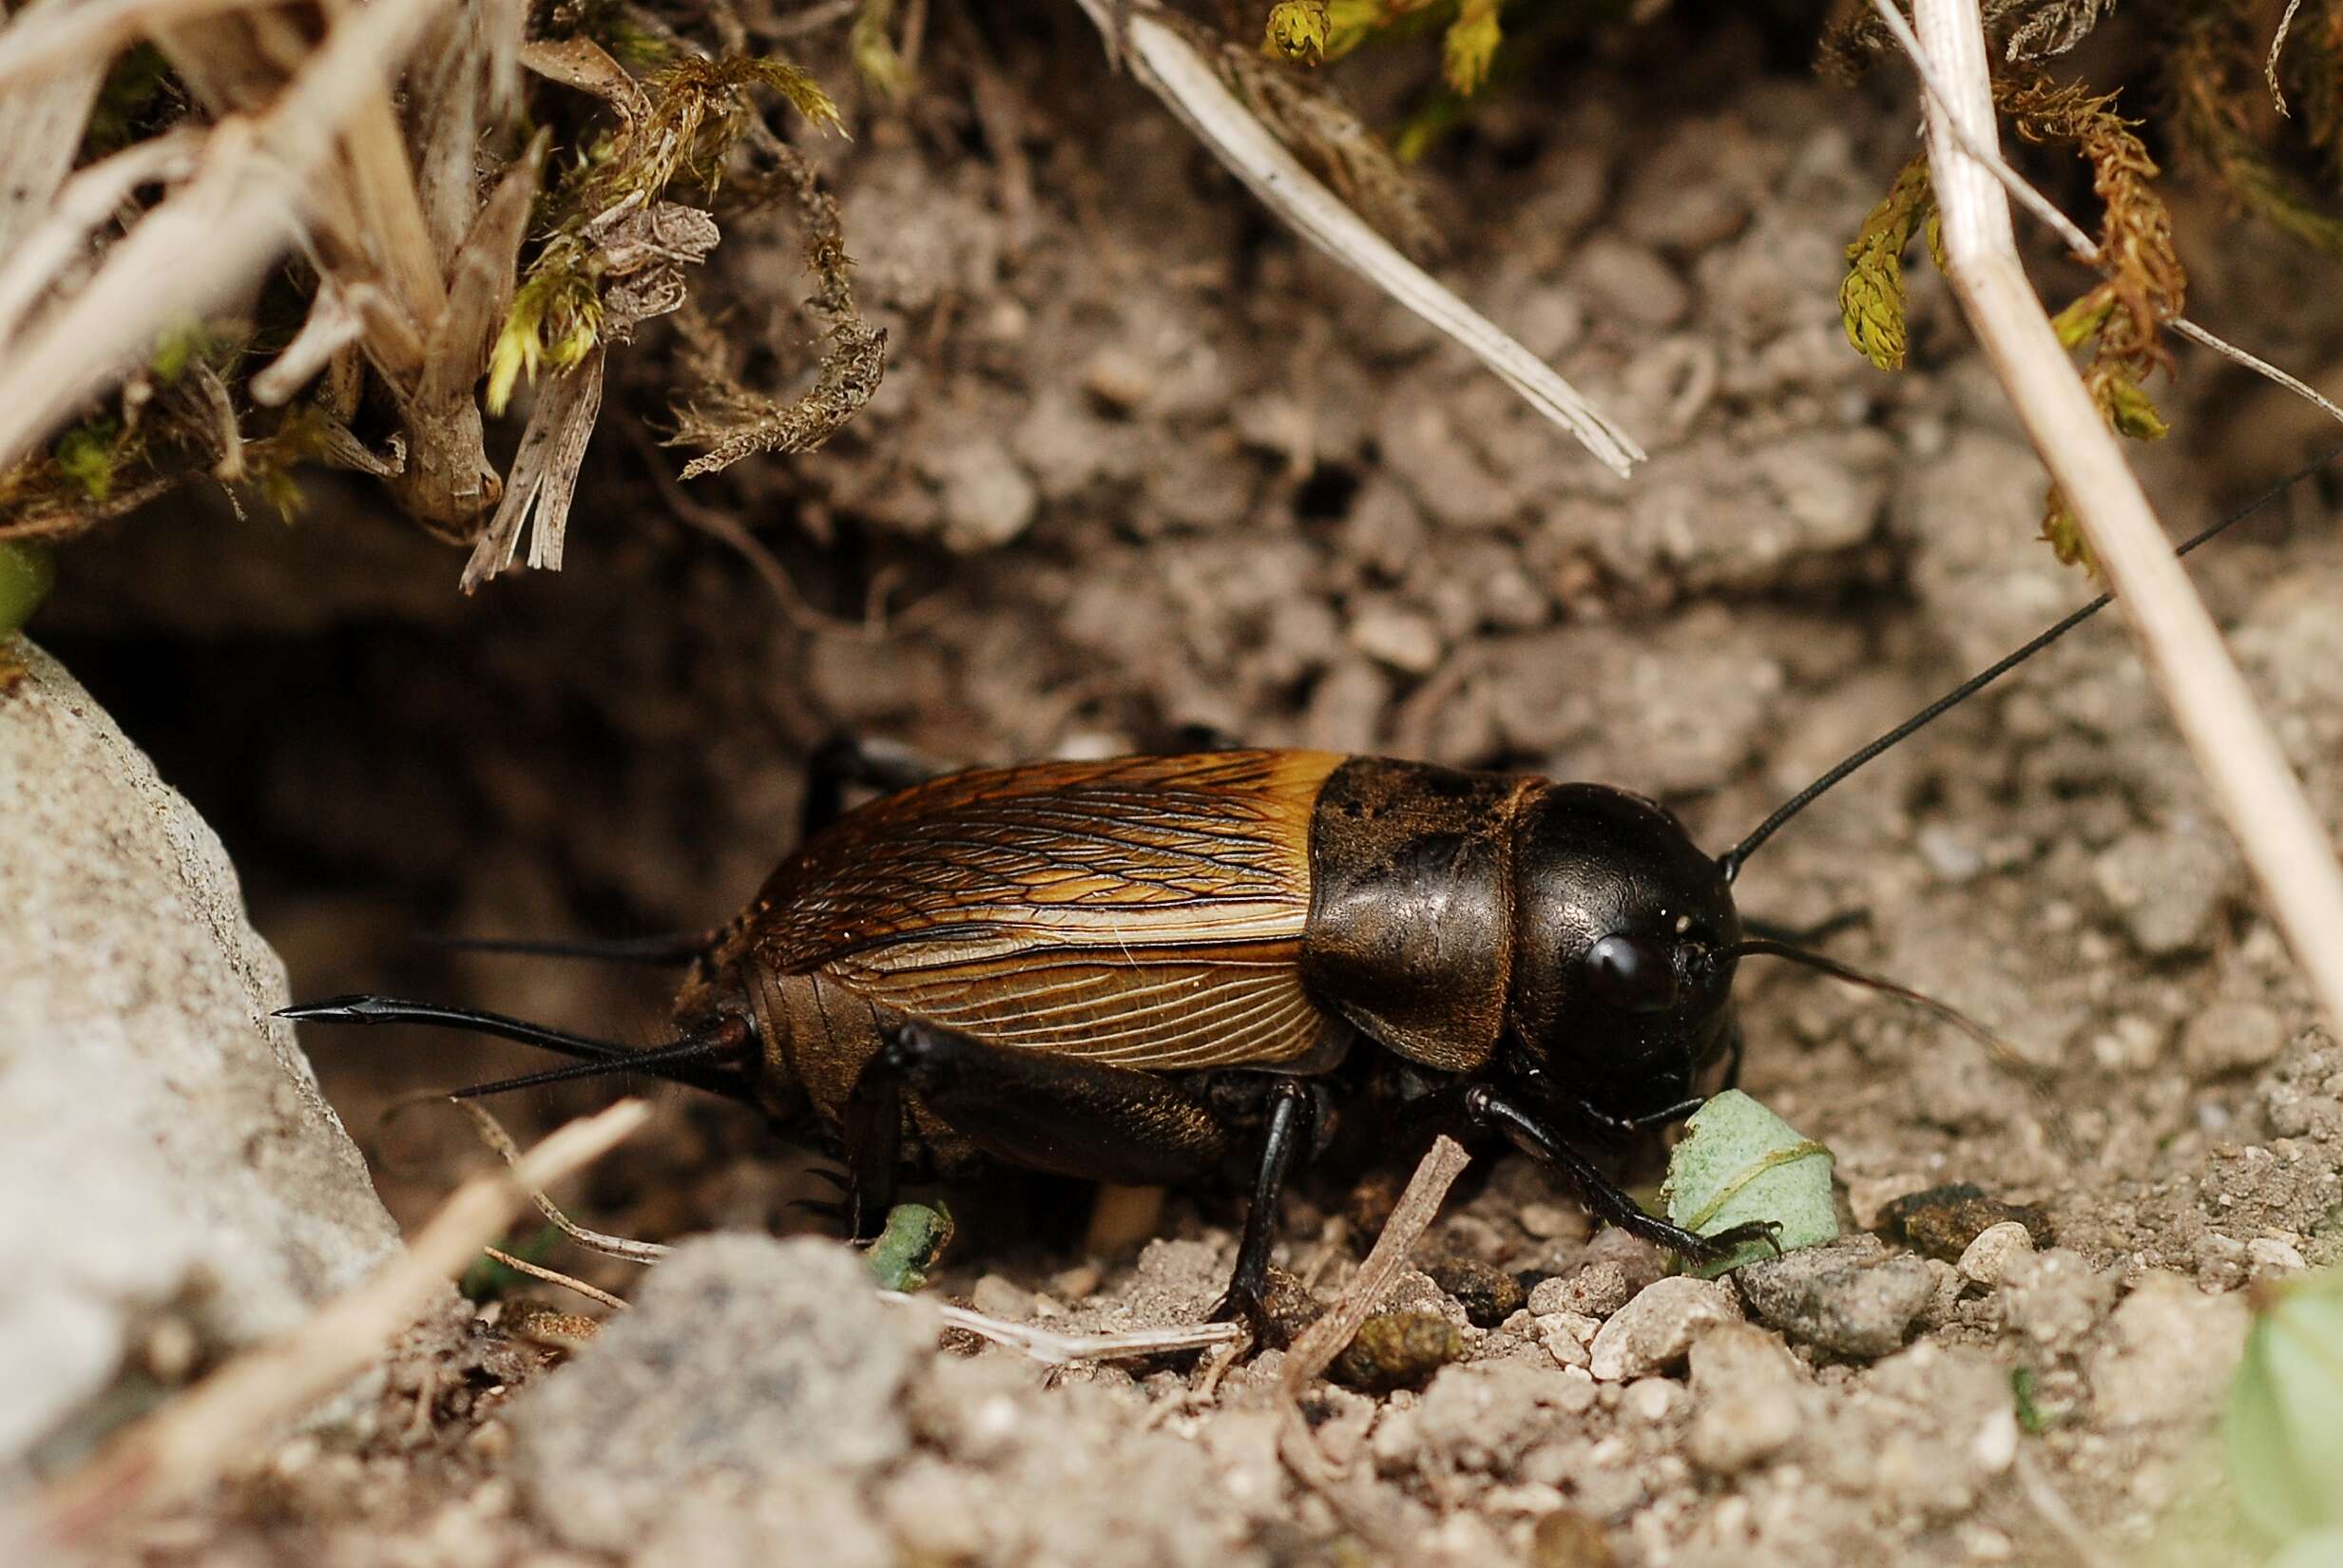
<box><xmin>1441</xmin><ymin>0</ymin><xmax>1502</xmax><ymax>96</ymax></box>
<box><xmin>1839</xmin><ymin>156</ymin><xmax>1935</xmax><ymax>373</ymax></box>
<box><xmin>2225</xmin><ymin>1272</ymin><xmax>2343</xmax><ymax>1540</ymax></box>
<box><xmin>0</xmin><ymin>541</ymin><xmax>56</xmax><ymax>638</ymax></box>
<box><xmin>1661</xmin><ymin>1089</ymin><xmax>1841</xmax><ymax>1278</ymax></box>
<box><xmin>865</xmin><ymin>1202</ymin><xmax>954</xmax><ymax>1292</ymax></box>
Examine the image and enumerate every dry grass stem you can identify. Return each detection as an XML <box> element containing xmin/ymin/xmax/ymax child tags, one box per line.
<box><xmin>456</xmin><ymin>1100</ymin><xmax>674</xmax><ymax>1265</ymax></box>
<box><xmin>0</xmin><ymin>0</ymin><xmax>462</xmax><ymax>474</ymax></box>
<box><xmin>0</xmin><ymin>52</ymin><xmax>102</xmax><ymax>256</ymax></box>
<box><xmin>2169</xmin><ymin>316</ymin><xmax>2343</xmax><ymax>427</ymax></box>
<box><xmin>480</xmin><ymin>1246</ymin><xmax>630</xmax><ymax>1311</ymax></box>
<box><xmin>1274</xmin><ymin>1129</ymin><xmax>1471</xmax><ymax>1509</ymax></box>
<box><xmin>0</xmin><ymin>125</ymin><xmax>204</xmax><ymax>347</ymax></box>
<box><xmin>1279</xmin><ymin>1134</ymin><xmax>1471</xmax><ymax>1400</ymax></box>
<box><xmin>0</xmin><ymin>0</ymin><xmax>259</xmax><ymax>92</ymax></box>
<box><xmin>1070</xmin><ymin>0</ymin><xmax>1643</xmax><ymax>478</ymax></box>
<box><xmin>893</xmin><ymin>1294</ymin><xmax>1246</xmax><ymax>1365</ymax></box>
<box><xmin>23</xmin><ymin>1100</ymin><xmax>653</xmax><ymax>1551</ymax></box>
<box><xmin>2268</xmin><ymin>0</ymin><xmax>2307</xmax><ymax>114</ymax></box>
<box><xmin>1907</xmin><ymin>0</ymin><xmax>2343</xmax><ymax>1034</ymax></box>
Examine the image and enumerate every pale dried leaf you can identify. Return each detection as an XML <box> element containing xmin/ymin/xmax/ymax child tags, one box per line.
<box><xmin>520</xmin><ymin>34</ymin><xmax>652</xmax><ymax>121</ymax></box>
<box><xmin>0</xmin><ymin>125</ymin><xmax>203</xmax><ymax>348</ymax></box>
<box><xmin>460</xmin><ymin>344</ymin><xmax>605</xmax><ymax>590</ymax></box>
<box><xmin>417</xmin><ymin>135</ymin><xmax>547</xmax><ymax>410</ymax></box>
<box><xmin>0</xmin><ymin>52</ymin><xmax>103</xmax><ymax>256</ymax></box>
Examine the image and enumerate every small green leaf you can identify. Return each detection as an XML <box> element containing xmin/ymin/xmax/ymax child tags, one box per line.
<box><xmin>1440</xmin><ymin>1</ymin><xmax>1502</xmax><ymax>96</ymax></box>
<box><xmin>2010</xmin><ymin>1366</ymin><xmax>2048</xmax><ymax>1434</ymax></box>
<box><xmin>2101</xmin><ymin>373</ymin><xmax>2169</xmax><ymax>441</ymax></box>
<box><xmin>2225</xmin><ymin>1271</ymin><xmax>2343</xmax><ymax>1539</ymax></box>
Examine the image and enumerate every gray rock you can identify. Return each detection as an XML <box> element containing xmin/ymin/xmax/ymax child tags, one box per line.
<box><xmin>1955</xmin><ymin>1221</ymin><xmax>2036</xmax><ymax>1289</ymax></box>
<box><xmin>1997</xmin><ymin>1247</ymin><xmax>2116</xmax><ymax>1356</ymax></box>
<box><xmin>0</xmin><ymin>642</ymin><xmax>399</xmax><ymax>1474</ymax></box>
<box><xmin>2180</xmin><ymin>1000</ymin><xmax>2287</xmax><ymax>1080</ymax></box>
<box><xmin>1685</xmin><ymin>1322</ymin><xmax>1810</xmax><ymax>1474</ymax></box>
<box><xmin>1587</xmin><ymin>1275</ymin><xmax>1743</xmax><ymax>1381</ymax></box>
<box><xmin>2093</xmin><ymin>825</ymin><xmax>2240</xmax><ymax>957</ymax></box>
<box><xmin>510</xmin><ymin>1234</ymin><xmax>931</xmax><ymax>1553</ymax></box>
<box><xmin>1733</xmin><ymin>1237</ymin><xmax>1934</xmax><ymax>1359</ymax></box>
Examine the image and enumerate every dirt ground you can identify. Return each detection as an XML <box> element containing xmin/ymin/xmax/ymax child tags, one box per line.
<box><xmin>34</xmin><ymin>4</ymin><xmax>2343</xmax><ymax>1564</ymax></box>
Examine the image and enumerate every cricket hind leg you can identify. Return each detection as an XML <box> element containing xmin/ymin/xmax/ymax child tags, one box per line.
<box><xmin>838</xmin><ymin>1022</ymin><xmax>1235</xmax><ymax>1239</ymax></box>
<box><xmin>838</xmin><ymin>1022</ymin><xmax>1326</xmax><ymax>1337</ymax></box>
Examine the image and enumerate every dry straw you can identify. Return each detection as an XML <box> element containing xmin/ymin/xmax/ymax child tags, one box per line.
<box><xmin>1898</xmin><ymin>0</ymin><xmax>2343</xmax><ymax>1037</ymax></box>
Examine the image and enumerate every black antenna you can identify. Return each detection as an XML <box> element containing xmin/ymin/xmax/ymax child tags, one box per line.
<box><xmin>414</xmin><ymin>929</ymin><xmax>719</xmax><ymax>966</ymax></box>
<box><xmin>278</xmin><ymin>995</ymin><xmax>756</xmax><ymax>1101</ymax></box>
<box><xmin>1718</xmin><ymin>440</ymin><xmax>2343</xmax><ymax>882</ymax></box>
<box><xmin>440</xmin><ymin>1029</ymin><xmax>754</xmax><ymax>1101</ymax></box>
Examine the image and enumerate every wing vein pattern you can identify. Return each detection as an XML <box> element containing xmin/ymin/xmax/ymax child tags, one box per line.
<box><xmin>750</xmin><ymin>751</ymin><xmax>1341</xmax><ymax>1070</ymax></box>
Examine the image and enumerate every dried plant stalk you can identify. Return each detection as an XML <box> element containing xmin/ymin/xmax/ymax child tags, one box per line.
<box><xmin>1907</xmin><ymin>0</ymin><xmax>2343</xmax><ymax>1042</ymax></box>
<box><xmin>0</xmin><ymin>0</ymin><xmax>463</xmax><ymax>474</ymax></box>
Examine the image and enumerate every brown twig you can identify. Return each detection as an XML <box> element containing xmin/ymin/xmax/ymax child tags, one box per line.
<box><xmin>1277</xmin><ymin>1135</ymin><xmax>1471</xmax><ymax>1480</ymax></box>
<box><xmin>480</xmin><ymin>1246</ymin><xmax>629</xmax><ymax>1311</ymax></box>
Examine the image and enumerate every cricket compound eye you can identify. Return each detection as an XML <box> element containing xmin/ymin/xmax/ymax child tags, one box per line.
<box><xmin>1583</xmin><ymin>932</ymin><xmax>1681</xmax><ymax>1015</ymax></box>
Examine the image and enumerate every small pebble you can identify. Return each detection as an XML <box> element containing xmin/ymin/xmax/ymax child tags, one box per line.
<box><xmin>1957</xmin><ymin>1221</ymin><xmax>2036</xmax><ymax>1288</ymax></box>
<box><xmin>1539</xmin><ymin>1310</ymin><xmax>1600</xmax><ymax>1369</ymax></box>
<box><xmin>1687</xmin><ymin>1386</ymin><xmax>1801</xmax><ymax>1474</ymax></box>
<box><xmin>2181</xmin><ymin>1001</ymin><xmax>2287</xmax><ymax>1080</ymax></box>
<box><xmin>1621</xmin><ymin>1377</ymin><xmax>1684</xmax><ymax>1423</ymax></box>
<box><xmin>1529</xmin><ymin>1261</ymin><xmax>1636</xmax><ymax>1320</ymax></box>
<box><xmin>1918</xmin><ymin>823</ymin><xmax>1985</xmax><ymax>882</ymax></box>
<box><xmin>1530</xmin><ymin>1507</ymin><xmax>1621</xmax><ymax>1568</ymax></box>
<box><xmin>920</xmin><ymin>438</ymin><xmax>1038</xmax><ymax>553</ymax></box>
<box><xmin>2093</xmin><ymin>827</ymin><xmax>2238</xmax><ymax>956</ymax></box>
<box><xmin>1428</xmin><ymin>1256</ymin><xmax>1527</xmax><ymax>1328</ymax></box>
<box><xmin>1997</xmin><ymin>1248</ymin><xmax>2115</xmax><ymax>1353</ymax></box>
<box><xmin>1519</xmin><ymin>1202</ymin><xmax>1584</xmax><ymax>1241</ymax></box>
<box><xmin>2248</xmin><ymin>1236</ymin><xmax>2310</xmax><ymax>1275</ymax></box>
<box><xmin>1734</xmin><ymin>1236</ymin><xmax>1934</xmax><ymax>1359</ymax></box>
<box><xmin>1586</xmin><ymin>1276</ymin><xmax>1742</xmax><ymax>1381</ymax></box>
<box><xmin>1567</xmin><ymin>236</ymin><xmax>1692</xmax><ymax>328</ymax></box>
<box><xmin>1330</xmin><ymin>1310</ymin><xmax>1466</xmax><ymax>1394</ymax></box>
<box><xmin>969</xmin><ymin>1274</ymin><xmax>1035</xmax><ymax>1320</ymax></box>
<box><xmin>1350</xmin><ymin>605</ymin><xmax>1445</xmax><ymax>674</ymax></box>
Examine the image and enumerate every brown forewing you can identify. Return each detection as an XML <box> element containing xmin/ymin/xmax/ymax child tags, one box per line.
<box><xmin>747</xmin><ymin>751</ymin><xmax>1345</xmax><ymax>1071</ymax></box>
